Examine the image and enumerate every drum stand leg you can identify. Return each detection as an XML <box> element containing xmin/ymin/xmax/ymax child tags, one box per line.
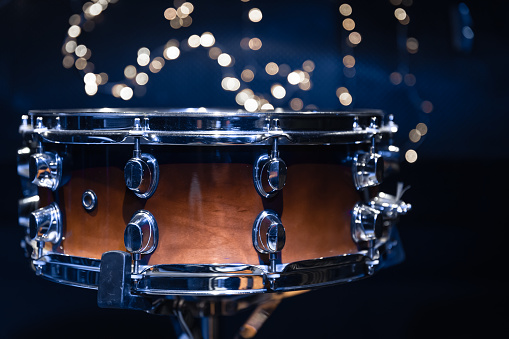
<box><xmin>170</xmin><ymin>299</ymin><xmax>219</xmax><ymax>339</ymax></box>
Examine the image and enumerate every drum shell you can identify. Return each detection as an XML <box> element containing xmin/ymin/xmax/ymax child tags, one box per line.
<box><xmin>39</xmin><ymin>143</ymin><xmax>365</xmax><ymax>266</ymax></box>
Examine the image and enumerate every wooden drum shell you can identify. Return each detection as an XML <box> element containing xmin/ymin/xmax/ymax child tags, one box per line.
<box><xmin>40</xmin><ymin>144</ymin><xmax>363</xmax><ymax>266</ymax></box>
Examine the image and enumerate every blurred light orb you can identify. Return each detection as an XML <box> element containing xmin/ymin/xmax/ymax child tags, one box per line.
<box><xmin>137</xmin><ymin>54</ymin><xmax>150</xmax><ymax>67</ymax></box>
<box><xmin>149</xmin><ymin>57</ymin><xmax>165</xmax><ymax>73</ymax></box>
<box><xmin>75</xmin><ymin>58</ymin><xmax>87</xmax><ymax>70</ymax></box>
<box><xmin>188</xmin><ymin>34</ymin><xmax>201</xmax><ymax>48</ymax></box>
<box><xmin>68</xmin><ymin>25</ymin><xmax>81</xmax><ymax>38</ymax></box>
<box><xmin>336</xmin><ymin>87</ymin><xmax>348</xmax><ymax>97</ymax></box>
<box><xmin>236</xmin><ymin>90</ymin><xmax>251</xmax><ymax>105</ymax></box>
<box><xmin>182</xmin><ymin>2</ymin><xmax>194</xmax><ymax>13</ymax></box>
<box><xmin>404</xmin><ymin>73</ymin><xmax>416</xmax><ymax>86</ymax></box>
<box><xmin>348</xmin><ymin>32</ymin><xmax>362</xmax><ymax>45</ymax></box>
<box><xmin>394</xmin><ymin>8</ymin><xmax>407</xmax><ymax>21</ymax></box>
<box><xmin>406</xmin><ymin>37</ymin><xmax>419</xmax><ymax>53</ymax></box>
<box><xmin>342</xmin><ymin>18</ymin><xmax>355</xmax><ymax>31</ymax></box>
<box><xmin>241</xmin><ymin>69</ymin><xmax>255</xmax><ymax>82</ymax></box>
<box><xmin>83</xmin><ymin>72</ymin><xmax>96</xmax><ymax>84</ymax></box>
<box><xmin>421</xmin><ymin>100</ymin><xmax>434</xmax><ymax>113</ymax></box>
<box><xmin>218</xmin><ymin>53</ymin><xmax>232</xmax><ymax>67</ymax></box>
<box><xmin>265</xmin><ymin>62</ymin><xmax>279</xmax><ymax>75</ymax></box>
<box><xmin>120</xmin><ymin>87</ymin><xmax>134</xmax><ymax>100</ymax></box>
<box><xmin>462</xmin><ymin>26</ymin><xmax>474</xmax><ymax>39</ymax></box>
<box><xmin>138</xmin><ymin>47</ymin><xmax>150</xmax><ymax>56</ymax></box>
<box><xmin>302</xmin><ymin>60</ymin><xmax>315</xmax><ymax>72</ymax></box>
<box><xmin>164</xmin><ymin>8</ymin><xmax>177</xmax><ymax>20</ymax></box>
<box><xmin>89</xmin><ymin>3</ymin><xmax>103</xmax><ymax>16</ymax></box>
<box><xmin>248</xmin><ymin>38</ymin><xmax>262</xmax><ymax>50</ymax></box>
<box><xmin>208</xmin><ymin>47</ymin><xmax>222</xmax><ymax>59</ymax></box>
<box><xmin>98</xmin><ymin>72</ymin><xmax>108</xmax><ymax>85</ymax></box>
<box><xmin>405</xmin><ymin>149</ymin><xmax>418</xmax><ymax>163</ymax></box>
<box><xmin>62</xmin><ymin>55</ymin><xmax>74</xmax><ymax>69</ymax></box>
<box><xmin>298</xmin><ymin>81</ymin><xmax>311</xmax><ymax>91</ymax></box>
<box><xmin>75</xmin><ymin>45</ymin><xmax>87</xmax><ymax>57</ymax></box>
<box><xmin>390</xmin><ymin>72</ymin><xmax>403</xmax><ymax>85</ymax></box>
<box><xmin>136</xmin><ymin>72</ymin><xmax>149</xmax><ymax>86</ymax></box>
<box><xmin>271</xmin><ymin>84</ymin><xmax>286</xmax><ymax>99</ymax></box>
<box><xmin>287</xmin><ymin>72</ymin><xmax>300</xmax><ymax>85</ymax></box>
<box><xmin>221</xmin><ymin>77</ymin><xmax>240</xmax><ymax>91</ymax></box>
<box><xmin>244</xmin><ymin>98</ymin><xmax>259</xmax><ymax>112</ymax></box>
<box><xmin>200</xmin><ymin>32</ymin><xmax>215</xmax><ymax>47</ymax></box>
<box><xmin>164</xmin><ymin>46</ymin><xmax>180</xmax><ymax>60</ymax></box>
<box><xmin>343</xmin><ymin>55</ymin><xmax>355</xmax><ymax>68</ymax></box>
<box><xmin>124</xmin><ymin>65</ymin><xmax>137</xmax><ymax>79</ymax></box>
<box><xmin>290</xmin><ymin>98</ymin><xmax>304</xmax><ymax>111</ymax></box>
<box><xmin>65</xmin><ymin>40</ymin><xmax>77</xmax><ymax>54</ymax></box>
<box><xmin>248</xmin><ymin>8</ymin><xmax>263</xmax><ymax>22</ymax></box>
<box><xmin>339</xmin><ymin>92</ymin><xmax>352</xmax><ymax>106</ymax></box>
<box><xmin>261</xmin><ymin>103</ymin><xmax>274</xmax><ymax>111</ymax></box>
<box><xmin>416</xmin><ymin>123</ymin><xmax>428</xmax><ymax>136</ymax></box>
<box><xmin>85</xmin><ymin>83</ymin><xmax>98</xmax><ymax>96</ymax></box>
<box><xmin>69</xmin><ymin>14</ymin><xmax>81</xmax><ymax>26</ymax></box>
<box><xmin>339</xmin><ymin>4</ymin><xmax>352</xmax><ymax>16</ymax></box>
<box><xmin>112</xmin><ymin>84</ymin><xmax>123</xmax><ymax>98</ymax></box>
<box><xmin>409</xmin><ymin>129</ymin><xmax>422</xmax><ymax>143</ymax></box>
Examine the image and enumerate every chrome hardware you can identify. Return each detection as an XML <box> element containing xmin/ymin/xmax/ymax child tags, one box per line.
<box><xmin>29</xmin><ymin>202</ymin><xmax>62</xmax><ymax>258</ymax></box>
<box><xmin>19</xmin><ymin>115</ymin><xmax>32</xmax><ymax>133</ymax></box>
<box><xmin>379</xmin><ymin>115</ymin><xmax>400</xmax><ymax>176</ymax></box>
<box><xmin>31</xmin><ymin>227</ymin><xmax>405</xmax><ymax>295</ymax></box>
<box><xmin>351</xmin><ymin>203</ymin><xmax>383</xmax><ymax>274</ymax></box>
<box><xmin>369</xmin><ymin>184</ymin><xmax>412</xmax><ymax>220</ymax></box>
<box><xmin>124</xmin><ymin>210</ymin><xmax>158</xmax><ymax>274</ymax></box>
<box><xmin>352</xmin><ymin>151</ymin><xmax>384</xmax><ymax>189</ymax></box>
<box><xmin>124</xmin><ymin>128</ymin><xmax>159</xmax><ymax>199</ymax></box>
<box><xmin>18</xmin><ymin>147</ymin><xmax>38</xmax><ymax>197</ymax></box>
<box><xmin>351</xmin><ymin>203</ymin><xmax>383</xmax><ymax>243</ymax></box>
<box><xmin>253</xmin><ymin>210</ymin><xmax>286</xmax><ymax>273</ymax></box>
<box><xmin>18</xmin><ymin>195</ymin><xmax>40</xmax><ymax>228</ymax></box>
<box><xmin>82</xmin><ymin>190</ymin><xmax>97</xmax><ymax>211</ymax></box>
<box><xmin>352</xmin><ymin>117</ymin><xmax>384</xmax><ymax>189</ymax></box>
<box><xmin>29</xmin><ymin>151</ymin><xmax>62</xmax><ymax>190</ymax></box>
<box><xmin>22</xmin><ymin>109</ymin><xmax>389</xmax><ymax>145</ymax></box>
<box><xmin>253</xmin><ymin>137</ymin><xmax>287</xmax><ymax>199</ymax></box>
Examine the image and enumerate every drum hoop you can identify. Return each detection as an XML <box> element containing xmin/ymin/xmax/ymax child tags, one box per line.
<box><xmin>31</xmin><ymin>227</ymin><xmax>403</xmax><ymax>296</ymax></box>
<box><xmin>23</xmin><ymin>109</ymin><xmax>391</xmax><ymax>145</ymax></box>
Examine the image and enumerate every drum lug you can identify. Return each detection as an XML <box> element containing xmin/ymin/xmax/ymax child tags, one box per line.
<box><xmin>253</xmin><ymin>136</ymin><xmax>287</xmax><ymax>199</ymax></box>
<box><xmin>352</xmin><ymin>119</ymin><xmax>384</xmax><ymax>190</ymax></box>
<box><xmin>351</xmin><ymin>202</ymin><xmax>384</xmax><ymax>274</ymax></box>
<box><xmin>29</xmin><ymin>202</ymin><xmax>62</xmax><ymax>258</ymax></box>
<box><xmin>352</xmin><ymin>149</ymin><xmax>384</xmax><ymax>190</ymax></box>
<box><xmin>252</xmin><ymin>210</ymin><xmax>286</xmax><ymax>273</ymax></box>
<box><xmin>124</xmin><ymin>124</ymin><xmax>159</xmax><ymax>199</ymax></box>
<box><xmin>124</xmin><ymin>210</ymin><xmax>159</xmax><ymax>274</ymax></box>
<box><xmin>351</xmin><ymin>203</ymin><xmax>382</xmax><ymax>243</ymax></box>
<box><xmin>29</xmin><ymin>151</ymin><xmax>63</xmax><ymax>191</ymax></box>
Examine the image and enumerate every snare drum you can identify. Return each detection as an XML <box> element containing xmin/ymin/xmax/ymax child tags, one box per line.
<box><xmin>17</xmin><ymin>108</ymin><xmax>409</xmax><ymax>301</ymax></box>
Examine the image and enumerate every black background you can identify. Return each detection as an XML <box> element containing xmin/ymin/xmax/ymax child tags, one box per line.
<box><xmin>1</xmin><ymin>1</ymin><xmax>508</xmax><ymax>338</ymax></box>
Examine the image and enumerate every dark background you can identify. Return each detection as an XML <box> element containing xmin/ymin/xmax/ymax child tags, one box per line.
<box><xmin>1</xmin><ymin>0</ymin><xmax>508</xmax><ymax>338</ymax></box>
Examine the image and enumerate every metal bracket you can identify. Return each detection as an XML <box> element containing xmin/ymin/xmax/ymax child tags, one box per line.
<box><xmin>97</xmin><ymin>250</ymin><xmax>152</xmax><ymax>311</ymax></box>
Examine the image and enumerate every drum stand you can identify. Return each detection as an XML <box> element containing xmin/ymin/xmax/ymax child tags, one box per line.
<box><xmin>148</xmin><ymin>292</ymin><xmax>302</xmax><ymax>339</ymax></box>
